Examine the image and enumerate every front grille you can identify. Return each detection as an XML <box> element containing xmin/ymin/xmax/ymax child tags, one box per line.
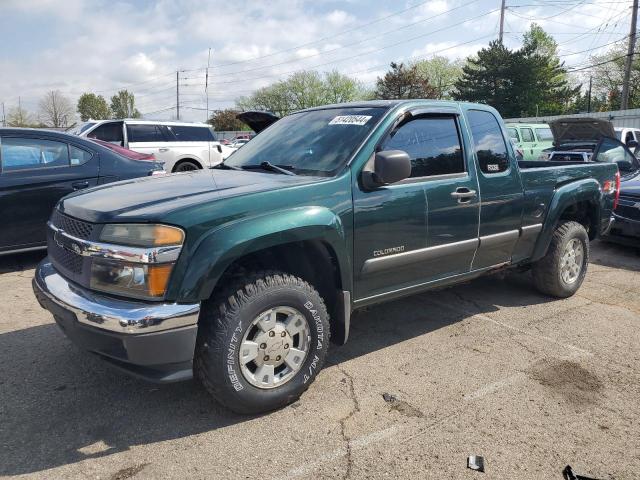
<box><xmin>48</xmin><ymin>209</ymin><xmax>96</xmax><ymax>284</ymax></box>
<box><xmin>51</xmin><ymin>210</ymin><xmax>94</xmax><ymax>239</ymax></box>
<box><xmin>52</xmin><ymin>244</ymin><xmax>83</xmax><ymax>274</ymax></box>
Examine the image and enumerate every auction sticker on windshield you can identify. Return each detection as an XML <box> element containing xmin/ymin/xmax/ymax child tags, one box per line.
<box><xmin>329</xmin><ymin>115</ymin><xmax>372</xmax><ymax>126</ymax></box>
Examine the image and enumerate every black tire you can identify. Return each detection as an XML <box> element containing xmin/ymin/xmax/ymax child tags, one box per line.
<box><xmin>532</xmin><ymin>221</ymin><xmax>589</xmax><ymax>298</ymax></box>
<box><xmin>173</xmin><ymin>160</ymin><xmax>200</xmax><ymax>172</ymax></box>
<box><xmin>195</xmin><ymin>271</ymin><xmax>330</xmax><ymax>414</ymax></box>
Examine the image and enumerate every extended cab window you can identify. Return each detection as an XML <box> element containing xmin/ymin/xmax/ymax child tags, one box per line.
<box><xmin>380</xmin><ymin>116</ymin><xmax>464</xmax><ymax>178</ymax></box>
<box><xmin>88</xmin><ymin>122</ymin><xmax>124</xmax><ymax>146</ymax></box>
<box><xmin>168</xmin><ymin>126</ymin><xmax>215</xmax><ymax>142</ymax></box>
<box><xmin>127</xmin><ymin>124</ymin><xmax>166</xmax><ymax>143</ymax></box>
<box><xmin>1</xmin><ymin>137</ymin><xmax>70</xmax><ymax>171</ymax></box>
<box><xmin>467</xmin><ymin>110</ymin><xmax>510</xmax><ymax>174</ymax></box>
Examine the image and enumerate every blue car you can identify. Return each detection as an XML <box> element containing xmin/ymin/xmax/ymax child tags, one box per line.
<box><xmin>0</xmin><ymin>128</ymin><xmax>164</xmax><ymax>255</ymax></box>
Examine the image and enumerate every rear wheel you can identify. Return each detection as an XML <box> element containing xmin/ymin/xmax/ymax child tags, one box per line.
<box><xmin>195</xmin><ymin>271</ymin><xmax>330</xmax><ymax>414</ymax></box>
<box><xmin>532</xmin><ymin>221</ymin><xmax>589</xmax><ymax>298</ymax></box>
<box><xmin>173</xmin><ymin>160</ymin><xmax>200</xmax><ymax>172</ymax></box>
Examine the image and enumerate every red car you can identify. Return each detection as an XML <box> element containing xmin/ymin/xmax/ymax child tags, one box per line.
<box><xmin>88</xmin><ymin>138</ymin><xmax>158</xmax><ymax>162</ymax></box>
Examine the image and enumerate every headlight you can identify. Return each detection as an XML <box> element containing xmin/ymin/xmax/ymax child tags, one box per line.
<box><xmin>100</xmin><ymin>224</ymin><xmax>184</xmax><ymax>247</ymax></box>
<box><xmin>90</xmin><ymin>261</ymin><xmax>174</xmax><ymax>299</ymax></box>
<box><xmin>90</xmin><ymin>224</ymin><xmax>184</xmax><ymax>300</ymax></box>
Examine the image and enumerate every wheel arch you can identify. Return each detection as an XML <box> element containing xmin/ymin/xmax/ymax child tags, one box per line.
<box><xmin>173</xmin><ymin>207</ymin><xmax>352</xmax><ymax>344</ymax></box>
<box><xmin>531</xmin><ymin>178</ymin><xmax>601</xmax><ymax>261</ymax></box>
<box><xmin>172</xmin><ymin>157</ymin><xmax>203</xmax><ymax>171</ymax></box>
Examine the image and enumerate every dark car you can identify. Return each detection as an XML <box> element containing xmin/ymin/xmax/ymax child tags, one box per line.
<box><xmin>537</xmin><ymin>118</ymin><xmax>640</xmax><ymax>244</ymax></box>
<box><xmin>0</xmin><ymin>128</ymin><xmax>164</xmax><ymax>256</ymax></box>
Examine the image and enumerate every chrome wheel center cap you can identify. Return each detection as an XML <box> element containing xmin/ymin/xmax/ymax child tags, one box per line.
<box><xmin>254</xmin><ymin>325</ymin><xmax>292</xmax><ymax>367</ymax></box>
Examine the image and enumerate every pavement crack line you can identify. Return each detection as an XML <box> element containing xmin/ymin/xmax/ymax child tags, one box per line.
<box><xmin>338</xmin><ymin>365</ymin><xmax>361</xmax><ymax>480</ymax></box>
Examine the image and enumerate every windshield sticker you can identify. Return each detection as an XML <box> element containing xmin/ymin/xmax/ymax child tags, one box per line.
<box><xmin>329</xmin><ymin>115</ymin><xmax>372</xmax><ymax>126</ymax></box>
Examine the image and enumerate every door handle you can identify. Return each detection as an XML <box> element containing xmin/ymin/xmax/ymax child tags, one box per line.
<box><xmin>158</xmin><ymin>147</ymin><xmax>169</xmax><ymax>152</ymax></box>
<box><xmin>450</xmin><ymin>187</ymin><xmax>477</xmax><ymax>203</ymax></box>
<box><xmin>72</xmin><ymin>181</ymin><xmax>89</xmax><ymax>190</ymax></box>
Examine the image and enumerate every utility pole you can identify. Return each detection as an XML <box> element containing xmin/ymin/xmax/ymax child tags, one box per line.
<box><xmin>206</xmin><ymin>48</ymin><xmax>211</xmax><ymax>122</ymax></box>
<box><xmin>621</xmin><ymin>0</ymin><xmax>638</xmax><ymax>110</ymax></box>
<box><xmin>176</xmin><ymin>70</ymin><xmax>180</xmax><ymax>120</ymax></box>
<box><xmin>499</xmin><ymin>0</ymin><xmax>507</xmax><ymax>43</ymax></box>
<box><xmin>587</xmin><ymin>76</ymin><xmax>593</xmax><ymax>113</ymax></box>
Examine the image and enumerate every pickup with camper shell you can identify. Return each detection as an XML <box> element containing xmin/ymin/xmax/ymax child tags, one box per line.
<box><xmin>34</xmin><ymin>100</ymin><xmax>619</xmax><ymax>414</ymax></box>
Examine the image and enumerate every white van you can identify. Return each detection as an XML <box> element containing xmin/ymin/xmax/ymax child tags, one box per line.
<box><xmin>74</xmin><ymin>120</ymin><xmax>232</xmax><ymax>172</ymax></box>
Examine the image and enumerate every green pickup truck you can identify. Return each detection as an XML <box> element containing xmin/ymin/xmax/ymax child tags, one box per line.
<box><xmin>33</xmin><ymin>100</ymin><xmax>619</xmax><ymax>414</ymax></box>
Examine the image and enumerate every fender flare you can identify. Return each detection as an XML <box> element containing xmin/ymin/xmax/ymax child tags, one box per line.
<box><xmin>530</xmin><ymin>178</ymin><xmax>602</xmax><ymax>262</ymax></box>
<box><xmin>174</xmin><ymin>206</ymin><xmax>351</xmax><ymax>303</ymax></box>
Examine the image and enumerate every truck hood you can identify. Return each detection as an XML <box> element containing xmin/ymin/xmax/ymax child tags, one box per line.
<box><xmin>59</xmin><ymin>169</ymin><xmax>324</xmax><ymax>223</ymax></box>
<box><xmin>549</xmin><ymin>117</ymin><xmax>615</xmax><ymax>145</ymax></box>
<box><xmin>236</xmin><ymin>111</ymin><xmax>280</xmax><ymax>133</ymax></box>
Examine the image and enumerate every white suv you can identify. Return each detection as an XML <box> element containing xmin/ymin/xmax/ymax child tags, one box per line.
<box><xmin>74</xmin><ymin>120</ymin><xmax>232</xmax><ymax>172</ymax></box>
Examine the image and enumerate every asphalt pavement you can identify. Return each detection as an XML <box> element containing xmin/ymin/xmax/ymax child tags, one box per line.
<box><xmin>1</xmin><ymin>240</ymin><xmax>639</xmax><ymax>479</ymax></box>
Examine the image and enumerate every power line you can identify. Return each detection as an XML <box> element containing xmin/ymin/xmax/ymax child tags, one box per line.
<box><xmin>202</xmin><ymin>9</ymin><xmax>499</xmax><ymax>87</ymax></box>
<box><xmin>183</xmin><ymin>0</ymin><xmax>484</xmax><ymax>78</ymax></box>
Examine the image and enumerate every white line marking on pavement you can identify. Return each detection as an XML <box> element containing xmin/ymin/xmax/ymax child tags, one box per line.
<box><xmin>430</xmin><ymin>299</ymin><xmax>592</xmax><ymax>356</ymax></box>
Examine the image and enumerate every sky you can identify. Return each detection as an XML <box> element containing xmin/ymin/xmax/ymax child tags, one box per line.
<box><xmin>0</xmin><ymin>0</ymin><xmax>633</xmax><ymax>123</ymax></box>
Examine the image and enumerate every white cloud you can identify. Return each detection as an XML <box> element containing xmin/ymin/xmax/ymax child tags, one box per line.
<box><xmin>411</xmin><ymin>41</ymin><xmax>488</xmax><ymax>61</ymax></box>
<box><xmin>420</xmin><ymin>0</ymin><xmax>449</xmax><ymax>15</ymax></box>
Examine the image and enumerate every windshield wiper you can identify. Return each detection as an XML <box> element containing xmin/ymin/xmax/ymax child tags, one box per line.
<box><xmin>242</xmin><ymin>161</ymin><xmax>297</xmax><ymax>176</ymax></box>
<box><xmin>213</xmin><ymin>161</ymin><xmax>242</xmax><ymax>171</ymax></box>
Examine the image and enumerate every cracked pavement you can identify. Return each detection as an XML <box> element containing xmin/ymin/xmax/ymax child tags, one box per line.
<box><xmin>1</xmin><ymin>241</ymin><xmax>640</xmax><ymax>479</ymax></box>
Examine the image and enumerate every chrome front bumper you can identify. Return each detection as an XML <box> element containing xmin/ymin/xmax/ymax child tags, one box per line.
<box><xmin>34</xmin><ymin>260</ymin><xmax>200</xmax><ymax>334</ymax></box>
<box><xmin>33</xmin><ymin>259</ymin><xmax>200</xmax><ymax>382</ymax></box>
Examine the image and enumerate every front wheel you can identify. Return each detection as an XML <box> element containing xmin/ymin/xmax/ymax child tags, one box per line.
<box><xmin>532</xmin><ymin>221</ymin><xmax>589</xmax><ymax>298</ymax></box>
<box><xmin>195</xmin><ymin>271</ymin><xmax>330</xmax><ymax>414</ymax></box>
<box><xmin>173</xmin><ymin>160</ymin><xmax>200</xmax><ymax>172</ymax></box>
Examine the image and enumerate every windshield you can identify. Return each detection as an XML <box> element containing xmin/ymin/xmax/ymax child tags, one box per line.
<box><xmin>535</xmin><ymin>127</ymin><xmax>553</xmax><ymax>141</ymax></box>
<box><xmin>225</xmin><ymin>107</ymin><xmax>387</xmax><ymax>176</ymax></box>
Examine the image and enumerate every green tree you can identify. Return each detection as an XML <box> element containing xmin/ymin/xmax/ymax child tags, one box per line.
<box><xmin>413</xmin><ymin>56</ymin><xmax>463</xmax><ymax>99</ymax></box>
<box><xmin>207</xmin><ymin>109</ymin><xmax>249</xmax><ymax>131</ymax></box>
<box><xmin>236</xmin><ymin>70</ymin><xmax>366</xmax><ymax>116</ymax></box>
<box><xmin>454</xmin><ymin>41</ymin><xmax>517</xmax><ymax>115</ymax></box>
<box><xmin>454</xmin><ymin>27</ymin><xmax>577</xmax><ymax>118</ymax></box>
<box><xmin>77</xmin><ymin>93</ymin><xmax>111</xmax><ymax>121</ymax></box>
<box><xmin>373</xmin><ymin>62</ymin><xmax>437</xmax><ymax>100</ymax></box>
<box><xmin>589</xmin><ymin>38</ymin><xmax>640</xmax><ymax>110</ymax></box>
<box><xmin>110</xmin><ymin>90</ymin><xmax>141</xmax><ymax>118</ymax></box>
<box><xmin>39</xmin><ymin>90</ymin><xmax>74</xmax><ymax>127</ymax></box>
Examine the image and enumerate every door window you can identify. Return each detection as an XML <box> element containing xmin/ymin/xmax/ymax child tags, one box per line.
<box><xmin>625</xmin><ymin>131</ymin><xmax>635</xmax><ymax>144</ymax></box>
<box><xmin>127</xmin><ymin>124</ymin><xmax>166</xmax><ymax>142</ymax></box>
<box><xmin>167</xmin><ymin>125</ymin><xmax>216</xmax><ymax>141</ymax></box>
<box><xmin>379</xmin><ymin>116</ymin><xmax>464</xmax><ymax>178</ymax></box>
<box><xmin>507</xmin><ymin>128</ymin><xmax>520</xmax><ymax>142</ymax></box>
<box><xmin>87</xmin><ymin>122</ymin><xmax>124</xmax><ymax>145</ymax></box>
<box><xmin>520</xmin><ymin>128</ymin><xmax>534</xmax><ymax>142</ymax></box>
<box><xmin>69</xmin><ymin>145</ymin><xmax>93</xmax><ymax>166</ymax></box>
<box><xmin>1</xmin><ymin>137</ymin><xmax>70</xmax><ymax>171</ymax></box>
<box><xmin>535</xmin><ymin>127</ymin><xmax>553</xmax><ymax>141</ymax></box>
<box><xmin>466</xmin><ymin>110</ymin><xmax>510</xmax><ymax>174</ymax></box>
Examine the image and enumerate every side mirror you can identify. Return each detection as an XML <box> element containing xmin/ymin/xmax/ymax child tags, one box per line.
<box><xmin>362</xmin><ymin>150</ymin><xmax>411</xmax><ymax>189</ymax></box>
<box><xmin>616</xmin><ymin>159</ymin><xmax>634</xmax><ymax>173</ymax></box>
<box><xmin>627</xmin><ymin>139</ymin><xmax>638</xmax><ymax>150</ymax></box>
<box><xmin>217</xmin><ymin>144</ymin><xmax>223</xmax><ymax>153</ymax></box>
